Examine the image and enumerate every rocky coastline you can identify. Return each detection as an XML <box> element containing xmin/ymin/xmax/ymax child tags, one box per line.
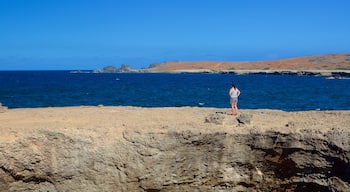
<box><xmin>83</xmin><ymin>54</ymin><xmax>350</xmax><ymax>77</ymax></box>
<box><xmin>149</xmin><ymin>69</ymin><xmax>350</xmax><ymax>77</ymax></box>
<box><xmin>0</xmin><ymin>106</ymin><xmax>349</xmax><ymax>191</ymax></box>
<box><xmin>90</xmin><ymin>64</ymin><xmax>350</xmax><ymax>78</ymax></box>
<box><xmin>220</xmin><ymin>69</ymin><xmax>350</xmax><ymax>77</ymax></box>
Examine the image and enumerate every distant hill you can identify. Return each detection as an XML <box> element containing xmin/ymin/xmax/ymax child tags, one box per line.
<box><xmin>147</xmin><ymin>54</ymin><xmax>350</xmax><ymax>72</ymax></box>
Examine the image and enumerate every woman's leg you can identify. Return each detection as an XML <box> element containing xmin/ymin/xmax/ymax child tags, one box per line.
<box><xmin>231</xmin><ymin>102</ymin><xmax>238</xmax><ymax>115</ymax></box>
<box><xmin>231</xmin><ymin>103</ymin><xmax>235</xmax><ymax>115</ymax></box>
<box><xmin>235</xmin><ymin>102</ymin><xmax>239</xmax><ymax>115</ymax></box>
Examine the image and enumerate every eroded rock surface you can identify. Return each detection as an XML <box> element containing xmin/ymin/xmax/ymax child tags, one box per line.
<box><xmin>0</xmin><ymin>103</ymin><xmax>7</xmax><ymax>113</ymax></box>
<box><xmin>0</xmin><ymin>107</ymin><xmax>349</xmax><ymax>191</ymax></box>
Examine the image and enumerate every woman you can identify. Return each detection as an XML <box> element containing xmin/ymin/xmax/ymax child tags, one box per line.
<box><xmin>229</xmin><ymin>82</ymin><xmax>241</xmax><ymax>116</ymax></box>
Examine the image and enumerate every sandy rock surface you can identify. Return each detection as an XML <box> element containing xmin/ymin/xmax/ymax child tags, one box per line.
<box><xmin>1</xmin><ymin>106</ymin><xmax>348</xmax><ymax>138</ymax></box>
<box><xmin>0</xmin><ymin>106</ymin><xmax>349</xmax><ymax>191</ymax></box>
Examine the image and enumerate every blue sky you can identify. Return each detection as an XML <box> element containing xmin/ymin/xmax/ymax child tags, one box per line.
<box><xmin>0</xmin><ymin>0</ymin><xmax>349</xmax><ymax>70</ymax></box>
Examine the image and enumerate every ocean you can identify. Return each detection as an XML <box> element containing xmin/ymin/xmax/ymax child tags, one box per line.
<box><xmin>0</xmin><ymin>71</ymin><xmax>349</xmax><ymax>111</ymax></box>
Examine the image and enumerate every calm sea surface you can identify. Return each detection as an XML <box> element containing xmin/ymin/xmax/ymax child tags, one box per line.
<box><xmin>0</xmin><ymin>71</ymin><xmax>349</xmax><ymax>111</ymax></box>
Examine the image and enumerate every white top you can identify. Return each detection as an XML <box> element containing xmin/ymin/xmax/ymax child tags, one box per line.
<box><xmin>230</xmin><ymin>88</ymin><xmax>239</xmax><ymax>98</ymax></box>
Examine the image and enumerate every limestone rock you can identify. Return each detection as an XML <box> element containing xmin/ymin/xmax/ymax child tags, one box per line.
<box><xmin>205</xmin><ymin>111</ymin><xmax>238</xmax><ymax>126</ymax></box>
<box><xmin>205</xmin><ymin>112</ymin><xmax>226</xmax><ymax>125</ymax></box>
<box><xmin>1</xmin><ymin>129</ymin><xmax>349</xmax><ymax>191</ymax></box>
<box><xmin>0</xmin><ymin>103</ymin><xmax>7</xmax><ymax>113</ymax></box>
<box><xmin>236</xmin><ymin>113</ymin><xmax>252</xmax><ymax>125</ymax></box>
<box><xmin>0</xmin><ymin>107</ymin><xmax>349</xmax><ymax>191</ymax></box>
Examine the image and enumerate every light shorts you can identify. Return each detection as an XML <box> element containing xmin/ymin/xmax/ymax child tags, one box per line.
<box><xmin>230</xmin><ymin>97</ymin><xmax>238</xmax><ymax>104</ymax></box>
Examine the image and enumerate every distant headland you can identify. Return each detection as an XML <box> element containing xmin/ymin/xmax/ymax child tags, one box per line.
<box><xmin>89</xmin><ymin>53</ymin><xmax>350</xmax><ymax>77</ymax></box>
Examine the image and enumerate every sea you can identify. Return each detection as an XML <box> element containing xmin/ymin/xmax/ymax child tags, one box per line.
<box><xmin>0</xmin><ymin>71</ymin><xmax>349</xmax><ymax>111</ymax></box>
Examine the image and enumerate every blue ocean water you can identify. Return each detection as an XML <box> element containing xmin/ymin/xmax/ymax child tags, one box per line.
<box><xmin>0</xmin><ymin>71</ymin><xmax>349</xmax><ymax>111</ymax></box>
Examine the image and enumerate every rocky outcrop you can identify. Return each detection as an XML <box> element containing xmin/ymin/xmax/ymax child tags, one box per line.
<box><xmin>93</xmin><ymin>64</ymin><xmax>138</xmax><ymax>73</ymax></box>
<box><xmin>220</xmin><ymin>70</ymin><xmax>350</xmax><ymax>77</ymax></box>
<box><xmin>0</xmin><ymin>107</ymin><xmax>349</xmax><ymax>191</ymax></box>
<box><xmin>1</xmin><ymin>128</ymin><xmax>349</xmax><ymax>191</ymax></box>
<box><xmin>0</xmin><ymin>103</ymin><xmax>7</xmax><ymax>113</ymax></box>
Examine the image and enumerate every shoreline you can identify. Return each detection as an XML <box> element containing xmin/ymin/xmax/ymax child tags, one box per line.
<box><xmin>90</xmin><ymin>68</ymin><xmax>350</xmax><ymax>77</ymax></box>
<box><xmin>2</xmin><ymin>104</ymin><xmax>350</xmax><ymax>111</ymax></box>
<box><xmin>3</xmin><ymin>69</ymin><xmax>350</xmax><ymax>77</ymax></box>
<box><xmin>150</xmin><ymin>69</ymin><xmax>350</xmax><ymax>77</ymax></box>
<box><xmin>221</xmin><ymin>69</ymin><xmax>350</xmax><ymax>76</ymax></box>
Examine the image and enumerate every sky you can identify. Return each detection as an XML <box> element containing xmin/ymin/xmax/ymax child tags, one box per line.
<box><xmin>0</xmin><ymin>0</ymin><xmax>349</xmax><ymax>70</ymax></box>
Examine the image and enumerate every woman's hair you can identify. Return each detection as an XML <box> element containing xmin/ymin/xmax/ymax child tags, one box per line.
<box><xmin>231</xmin><ymin>82</ymin><xmax>236</xmax><ymax>89</ymax></box>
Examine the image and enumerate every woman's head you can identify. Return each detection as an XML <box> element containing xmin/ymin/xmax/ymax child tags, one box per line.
<box><xmin>231</xmin><ymin>82</ymin><xmax>236</xmax><ymax>88</ymax></box>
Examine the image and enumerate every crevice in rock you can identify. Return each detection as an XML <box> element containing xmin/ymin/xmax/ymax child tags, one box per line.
<box><xmin>143</xmin><ymin>189</ymin><xmax>161</xmax><ymax>192</ymax></box>
<box><xmin>0</xmin><ymin>165</ymin><xmax>53</xmax><ymax>185</ymax></box>
<box><xmin>0</xmin><ymin>164</ymin><xmax>25</xmax><ymax>181</ymax></box>
<box><xmin>237</xmin><ymin>181</ymin><xmax>256</xmax><ymax>188</ymax></box>
<box><xmin>22</xmin><ymin>175</ymin><xmax>54</xmax><ymax>184</ymax></box>
<box><xmin>282</xmin><ymin>181</ymin><xmax>330</xmax><ymax>192</ymax></box>
<box><xmin>326</xmin><ymin>156</ymin><xmax>350</xmax><ymax>183</ymax></box>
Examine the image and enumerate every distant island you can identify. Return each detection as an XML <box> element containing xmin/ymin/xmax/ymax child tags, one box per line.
<box><xmin>92</xmin><ymin>54</ymin><xmax>350</xmax><ymax>77</ymax></box>
<box><xmin>93</xmin><ymin>64</ymin><xmax>143</xmax><ymax>73</ymax></box>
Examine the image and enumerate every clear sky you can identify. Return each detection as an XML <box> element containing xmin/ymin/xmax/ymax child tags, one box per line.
<box><xmin>1</xmin><ymin>0</ymin><xmax>349</xmax><ymax>70</ymax></box>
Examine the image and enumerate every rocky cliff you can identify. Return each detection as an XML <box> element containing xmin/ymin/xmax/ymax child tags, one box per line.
<box><xmin>0</xmin><ymin>107</ymin><xmax>349</xmax><ymax>191</ymax></box>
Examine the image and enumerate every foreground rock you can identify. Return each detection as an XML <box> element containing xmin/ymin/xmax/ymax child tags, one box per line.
<box><xmin>0</xmin><ymin>103</ymin><xmax>7</xmax><ymax>113</ymax></box>
<box><xmin>0</xmin><ymin>107</ymin><xmax>349</xmax><ymax>191</ymax></box>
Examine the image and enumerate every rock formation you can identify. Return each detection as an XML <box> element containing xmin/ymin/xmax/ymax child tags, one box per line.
<box><xmin>0</xmin><ymin>103</ymin><xmax>7</xmax><ymax>113</ymax></box>
<box><xmin>93</xmin><ymin>64</ymin><xmax>138</xmax><ymax>73</ymax></box>
<box><xmin>0</xmin><ymin>107</ymin><xmax>349</xmax><ymax>191</ymax></box>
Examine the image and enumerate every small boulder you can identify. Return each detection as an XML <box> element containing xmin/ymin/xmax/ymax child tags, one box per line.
<box><xmin>205</xmin><ymin>111</ymin><xmax>237</xmax><ymax>126</ymax></box>
<box><xmin>236</xmin><ymin>114</ymin><xmax>252</xmax><ymax>125</ymax></box>
<box><xmin>205</xmin><ymin>113</ymin><xmax>225</xmax><ymax>125</ymax></box>
<box><xmin>0</xmin><ymin>103</ymin><xmax>7</xmax><ymax>113</ymax></box>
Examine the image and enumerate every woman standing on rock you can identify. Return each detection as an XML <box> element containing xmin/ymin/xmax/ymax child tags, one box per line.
<box><xmin>229</xmin><ymin>82</ymin><xmax>240</xmax><ymax>116</ymax></box>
